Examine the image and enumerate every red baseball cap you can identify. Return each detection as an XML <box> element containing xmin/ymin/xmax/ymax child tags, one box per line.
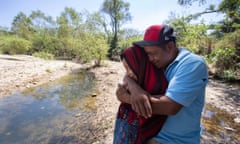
<box><xmin>133</xmin><ymin>24</ymin><xmax>176</xmax><ymax>47</ymax></box>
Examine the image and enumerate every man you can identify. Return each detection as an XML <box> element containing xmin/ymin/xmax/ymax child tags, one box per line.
<box><xmin>116</xmin><ymin>24</ymin><xmax>208</xmax><ymax>144</ymax></box>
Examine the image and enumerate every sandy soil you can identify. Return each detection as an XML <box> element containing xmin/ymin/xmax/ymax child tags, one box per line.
<box><xmin>0</xmin><ymin>54</ymin><xmax>239</xmax><ymax>143</ymax></box>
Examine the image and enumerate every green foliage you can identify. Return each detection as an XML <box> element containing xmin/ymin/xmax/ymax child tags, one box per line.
<box><xmin>32</xmin><ymin>51</ymin><xmax>54</xmax><ymax>60</ymax></box>
<box><xmin>210</xmin><ymin>47</ymin><xmax>237</xmax><ymax>69</ymax></box>
<box><xmin>214</xmin><ymin>29</ymin><xmax>240</xmax><ymax>50</ymax></box>
<box><xmin>11</xmin><ymin>12</ymin><xmax>35</xmax><ymax>40</ymax></box>
<box><xmin>221</xmin><ymin>70</ymin><xmax>236</xmax><ymax>81</ymax></box>
<box><xmin>0</xmin><ymin>36</ymin><xmax>32</xmax><ymax>54</ymax></box>
<box><xmin>218</xmin><ymin>0</ymin><xmax>240</xmax><ymax>15</ymax></box>
<box><xmin>0</xmin><ymin>5</ymin><xmax>124</xmax><ymax>65</ymax></box>
<box><xmin>168</xmin><ymin>18</ymin><xmax>209</xmax><ymax>54</ymax></box>
<box><xmin>73</xmin><ymin>33</ymin><xmax>108</xmax><ymax>66</ymax></box>
<box><xmin>210</xmin><ymin>30</ymin><xmax>240</xmax><ymax>80</ymax></box>
<box><xmin>55</xmin><ymin>37</ymin><xmax>75</xmax><ymax>58</ymax></box>
<box><xmin>30</xmin><ymin>10</ymin><xmax>56</xmax><ymax>31</ymax></box>
<box><xmin>175</xmin><ymin>0</ymin><xmax>240</xmax><ymax>80</ymax></box>
<box><xmin>118</xmin><ymin>34</ymin><xmax>141</xmax><ymax>51</ymax></box>
<box><xmin>178</xmin><ymin>0</ymin><xmax>240</xmax><ymax>34</ymax></box>
<box><xmin>179</xmin><ymin>24</ymin><xmax>208</xmax><ymax>53</ymax></box>
<box><xmin>91</xmin><ymin>35</ymin><xmax>109</xmax><ymax>66</ymax></box>
<box><xmin>105</xmin><ymin>28</ymin><xmax>142</xmax><ymax>60</ymax></box>
<box><xmin>31</xmin><ymin>35</ymin><xmax>64</xmax><ymax>56</ymax></box>
<box><xmin>57</xmin><ymin>7</ymin><xmax>82</xmax><ymax>39</ymax></box>
<box><xmin>57</xmin><ymin>7</ymin><xmax>82</xmax><ymax>26</ymax></box>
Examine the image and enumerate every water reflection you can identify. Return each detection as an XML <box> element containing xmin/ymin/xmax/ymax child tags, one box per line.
<box><xmin>0</xmin><ymin>71</ymin><xmax>98</xmax><ymax>144</ymax></box>
<box><xmin>23</xmin><ymin>71</ymin><xmax>96</xmax><ymax>111</ymax></box>
<box><xmin>202</xmin><ymin>104</ymin><xmax>240</xmax><ymax>141</ymax></box>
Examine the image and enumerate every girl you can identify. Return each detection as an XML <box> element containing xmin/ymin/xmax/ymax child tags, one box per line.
<box><xmin>114</xmin><ymin>45</ymin><xmax>168</xmax><ymax>144</ymax></box>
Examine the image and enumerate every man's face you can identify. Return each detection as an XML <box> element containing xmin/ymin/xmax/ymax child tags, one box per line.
<box><xmin>144</xmin><ymin>45</ymin><xmax>170</xmax><ymax>69</ymax></box>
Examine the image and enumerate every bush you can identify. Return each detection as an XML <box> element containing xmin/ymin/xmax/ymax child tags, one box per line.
<box><xmin>31</xmin><ymin>35</ymin><xmax>65</xmax><ymax>57</ymax></box>
<box><xmin>222</xmin><ymin>70</ymin><xmax>236</xmax><ymax>81</ymax></box>
<box><xmin>73</xmin><ymin>33</ymin><xmax>108</xmax><ymax>66</ymax></box>
<box><xmin>210</xmin><ymin>30</ymin><xmax>240</xmax><ymax>80</ymax></box>
<box><xmin>177</xmin><ymin>24</ymin><xmax>208</xmax><ymax>54</ymax></box>
<box><xmin>0</xmin><ymin>36</ymin><xmax>32</xmax><ymax>54</ymax></box>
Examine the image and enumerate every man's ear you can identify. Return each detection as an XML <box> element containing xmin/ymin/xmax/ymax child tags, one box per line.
<box><xmin>167</xmin><ymin>41</ymin><xmax>175</xmax><ymax>52</ymax></box>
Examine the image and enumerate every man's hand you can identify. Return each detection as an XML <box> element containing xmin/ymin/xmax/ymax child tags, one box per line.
<box><xmin>124</xmin><ymin>76</ymin><xmax>152</xmax><ymax>118</ymax></box>
<box><xmin>116</xmin><ymin>83</ymin><xmax>131</xmax><ymax>104</ymax></box>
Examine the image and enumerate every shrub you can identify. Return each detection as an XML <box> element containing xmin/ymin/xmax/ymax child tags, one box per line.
<box><xmin>210</xmin><ymin>30</ymin><xmax>240</xmax><ymax>80</ymax></box>
<box><xmin>31</xmin><ymin>35</ymin><xmax>65</xmax><ymax>57</ymax></box>
<box><xmin>74</xmin><ymin>33</ymin><xmax>108</xmax><ymax>66</ymax></box>
<box><xmin>0</xmin><ymin>36</ymin><xmax>32</xmax><ymax>54</ymax></box>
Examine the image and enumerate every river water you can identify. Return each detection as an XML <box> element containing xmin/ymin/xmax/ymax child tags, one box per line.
<box><xmin>0</xmin><ymin>71</ymin><xmax>98</xmax><ymax>144</ymax></box>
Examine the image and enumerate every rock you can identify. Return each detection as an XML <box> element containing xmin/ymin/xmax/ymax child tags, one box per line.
<box><xmin>223</xmin><ymin>126</ymin><xmax>236</xmax><ymax>132</ymax></box>
<box><xmin>234</xmin><ymin>117</ymin><xmax>240</xmax><ymax>123</ymax></box>
<box><xmin>75</xmin><ymin>113</ymin><xmax>81</xmax><ymax>117</ymax></box>
<box><xmin>91</xmin><ymin>93</ymin><xmax>97</xmax><ymax>97</ymax></box>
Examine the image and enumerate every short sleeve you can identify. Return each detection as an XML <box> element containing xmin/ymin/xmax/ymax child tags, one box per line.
<box><xmin>165</xmin><ymin>61</ymin><xmax>208</xmax><ymax>107</ymax></box>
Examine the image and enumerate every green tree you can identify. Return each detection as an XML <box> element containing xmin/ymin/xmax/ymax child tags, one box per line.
<box><xmin>177</xmin><ymin>0</ymin><xmax>240</xmax><ymax>80</ymax></box>
<box><xmin>31</xmin><ymin>34</ymin><xmax>63</xmax><ymax>56</ymax></box>
<box><xmin>28</xmin><ymin>10</ymin><xmax>59</xmax><ymax>54</ymax></box>
<box><xmin>30</xmin><ymin>10</ymin><xmax>56</xmax><ymax>30</ymax></box>
<box><xmin>11</xmin><ymin>12</ymin><xmax>35</xmax><ymax>39</ymax></box>
<box><xmin>212</xmin><ymin>30</ymin><xmax>240</xmax><ymax>65</ymax></box>
<box><xmin>118</xmin><ymin>28</ymin><xmax>142</xmax><ymax>52</ymax></box>
<box><xmin>57</xmin><ymin>7</ymin><xmax>82</xmax><ymax>38</ymax></box>
<box><xmin>178</xmin><ymin>0</ymin><xmax>240</xmax><ymax>33</ymax></box>
<box><xmin>166</xmin><ymin>14</ymin><xmax>209</xmax><ymax>55</ymax></box>
<box><xmin>101</xmin><ymin>0</ymin><xmax>131</xmax><ymax>59</ymax></box>
<box><xmin>218</xmin><ymin>0</ymin><xmax>240</xmax><ymax>33</ymax></box>
<box><xmin>72</xmin><ymin>12</ymin><xmax>109</xmax><ymax>65</ymax></box>
<box><xmin>87</xmin><ymin>34</ymin><xmax>108</xmax><ymax>66</ymax></box>
<box><xmin>56</xmin><ymin>7</ymin><xmax>82</xmax><ymax>58</ymax></box>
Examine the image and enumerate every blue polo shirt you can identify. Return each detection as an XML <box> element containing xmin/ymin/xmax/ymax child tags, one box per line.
<box><xmin>154</xmin><ymin>48</ymin><xmax>208</xmax><ymax>144</ymax></box>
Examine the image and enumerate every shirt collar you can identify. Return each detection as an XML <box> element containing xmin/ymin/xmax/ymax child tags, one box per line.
<box><xmin>165</xmin><ymin>48</ymin><xmax>190</xmax><ymax>72</ymax></box>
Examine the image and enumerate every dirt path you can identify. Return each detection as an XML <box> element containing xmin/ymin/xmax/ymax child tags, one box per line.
<box><xmin>0</xmin><ymin>55</ymin><xmax>239</xmax><ymax>143</ymax></box>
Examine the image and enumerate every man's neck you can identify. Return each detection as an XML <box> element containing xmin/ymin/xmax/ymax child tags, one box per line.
<box><xmin>163</xmin><ymin>47</ymin><xmax>179</xmax><ymax>71</ymax></box>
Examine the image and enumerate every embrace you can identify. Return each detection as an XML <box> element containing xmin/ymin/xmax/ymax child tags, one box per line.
<box><xmin>114</xmin><ymin>24</ymin><xmax>208</xmax><ymax>144</ymax></box>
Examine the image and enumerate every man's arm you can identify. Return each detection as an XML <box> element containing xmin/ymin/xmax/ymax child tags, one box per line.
<box><xmin>124</xmin><ymin>76</ymin><xmax>182</xmax><ymax>116</ymax></box>
<box><xmin>150</xmin><ymin>96</ymin><xmax>182</xmax><ymax>115</ymax></box>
